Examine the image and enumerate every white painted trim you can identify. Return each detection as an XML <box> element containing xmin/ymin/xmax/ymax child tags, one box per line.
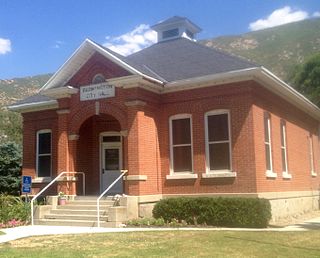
<box><xmin>124</xmin><ymin>175</ymin><xmax>148</xmax><ymax>181</ymax></box>
<box><xmin>282</xmin><ymin>172</ymin><xmax>292</xmax><ymax>179</ymax></box>
<box><xmin>266</xmin><ymin>170</ymin><xmax>277</xmax><ymax>178</ymax></box>
<box><xmin>42</xmin><ymin>86</ymin><xmax>79</xmax><ymax>99</ymax></box>
<box><xmin>204</xmin><ymin>109</ymin><xmax>232</xmax><ymax>174</ymax></box>
<box><xmin>8</xmin><ymin>100</ymin><xmax>58</xmax><ymax>113</ymax></box>
<box><xmin>202</xmin><ymin>171</ymin><xmax>236</xmax><ymax>178</ymax></box>
<box><xmin>264</xmin><ymin>113</ymin><xmax>274</xmax><ymax>175</ymax></box>
<box><xmin>280</xmin><ymin>121</ymin><xmax>289</xmax><ymax>174</ymax></box>
<box><xmin>309</xmin><ymin>135</ymin><xmax>315</xmax><ymax>176</ymax></box>
<box><xmin>36</xmin><ymin>129</ymin><xmax>52</xmax><ymax>178</ymax></box>
<box><xmin>169</xmin><ymin>114</ymin><xmax>194</xmax><ymax>174</ymax></box>
<box><xmin>166</xmin><ymin>174</ymin><xmax>198</xmax><ymax>180</ymax></box>
<box><xmin>99</xmin><ymin>131</ymin><xmax>123</xmax><ymax>193</ymax></box>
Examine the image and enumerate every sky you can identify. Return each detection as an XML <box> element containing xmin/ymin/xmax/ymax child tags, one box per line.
<box><xmin>0</xmin><ymin>0</ymin><xmax>319</xmax><ymax>79</ymax></box>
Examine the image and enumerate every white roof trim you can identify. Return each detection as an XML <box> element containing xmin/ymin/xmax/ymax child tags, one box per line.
<box><xmin>8</xmin><ymin>100</ymin><xmax>58</xmax><ymax>113</ymax></box>
<box><xmin>40</xmin><ymin>38</ymin><xmax>163</xmax><ymax>92</ymax></box>
<box><xmin>164</xmin><ymin>66</ymin><xmax>320</xmax><ymax>121</ymax></box>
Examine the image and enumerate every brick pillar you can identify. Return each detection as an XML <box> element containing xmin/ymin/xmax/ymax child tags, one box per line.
<box><xmin>56</xmin><ymin>109</ymin><xmax>70</xmax><ymax>194</ymax></box>
<box><xmin>125</xmin><ymin>100</ymin><xmax>160</xmax><ymax>196</ymax></box>
<box><xmin>68</xmin><ymin>134</ymin><xmax>79</xmax><ymax>195</ymax></box>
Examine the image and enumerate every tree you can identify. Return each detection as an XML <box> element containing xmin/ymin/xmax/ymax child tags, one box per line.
<box><xmin>289</xmin><ymin>53</ymin><xmax>320</xmax><ymax>106</ymax></box>
<box><xmin>0</xmin><ymin>142</ymin><xmax>22</xmax><ymax>195</ymax></box>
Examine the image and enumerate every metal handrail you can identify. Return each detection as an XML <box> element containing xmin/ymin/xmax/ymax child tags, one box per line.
<box><xmin>30</xmin><ymin>171</ymin><xmax>85</xmax><ymax>226</ymax></box>
<box><xmin>97</xmin><ymin>169</ymin><xmax>128</xmax><ymax>227</ymax></box>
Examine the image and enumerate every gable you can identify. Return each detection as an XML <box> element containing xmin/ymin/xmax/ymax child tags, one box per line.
<box><xmin>67</xmin><ymin>52</ymin><xmax>132</xmax><ymax>87</ymax></box>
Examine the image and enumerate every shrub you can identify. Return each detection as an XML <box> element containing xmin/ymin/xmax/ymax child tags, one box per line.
<box><xmin>0</xmin><ymin>142</ymin><xmax>22</xmax><ymax>195</ymax></box>
<box><xmin>153</xmin><ymin>197</ymin><xmax>271</xmax><ymax>228</ymax></box>
<box><xmin>0</xmin><ymin>194</ymin><xmax>30</xmax><ymax>226</ymax></box>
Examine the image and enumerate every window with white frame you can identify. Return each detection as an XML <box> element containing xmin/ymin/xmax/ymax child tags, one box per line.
<box><xmin>308</xmin><ymin>134</ymin><xmax>315</xmax><ymax>175</ymax></box>
<box><xmin>205</xmin><ymin>110</ymin><xmax>231</xmax><ymax>172</ymax></box>
<box><xmin>37</xmin><ymin>130</ymin><xmax>52</xmax><ymax>177</ymax></box>
<box><xmin>169</xmin><ymin>114</ymin><xmax>193</xmax><ymax>173</ymax></box>
<box><xmin>264</xmin><ymin>112</ymin><xmax>273</xmax><ymax>172</ymax></box>
<box><xmin>280</xmin><ymin>120</ymin><xmax>289</xmax><ymax>175</ymax></box>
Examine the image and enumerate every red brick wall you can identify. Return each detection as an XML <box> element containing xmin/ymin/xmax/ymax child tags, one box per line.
<box><xmin>21</xmin><ymin>54</ymin><xmax>320</xmax><ymax>197</ymax></box>
<box><xmin>252</xmin><ymin>85</ymin><xmax>320</xmax><ymax>192</ymax></box>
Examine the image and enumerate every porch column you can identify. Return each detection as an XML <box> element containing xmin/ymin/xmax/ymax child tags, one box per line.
<box><xmin>125</xmin><ymin>100</ymin><xmax>160</xmax><ymax>196</ymax></box>
<box><xmin>68</xmin><ymin>134</ymin><xmax>79</xmax><ymax>195</ymax></box>
<box><xmin>56</xmin><ymin>109</ymin><xmax>70</xmax><ymax>173</ymax></box>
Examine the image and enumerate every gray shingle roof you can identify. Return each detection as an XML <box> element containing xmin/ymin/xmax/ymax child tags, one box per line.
<box><xmin>126</xmin><ymin>38</ymin><xmax>257</xmax><ymax>82</ymax></box>
<box><xmin>10</xmin><ymin>37</ymin><xmax>257</xmax><ymax>107</ymax></box>
<box><xmin>12</xmin><ymin>94</ymin><xmax>54</xmax><ymax>106</ymax></box>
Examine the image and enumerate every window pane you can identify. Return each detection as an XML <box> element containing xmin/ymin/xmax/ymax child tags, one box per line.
<box><xmin>163</xmin><ymin>28</ymin><xmax>179</xmax><ymax>39</ymax></box>
<box><xmin>209</xmin><ymin>143</ymin><xmax>230</xmax><ymax>170</ymax></box>
<box><xmin>208</xmin><ymin>114</ymin><xmax>229</xmax><ymax>142</ymax></box>
<box><xmin>38</xmin><ymin>133</ymin><xmax>51</xmax><ymax>154</ymax></box>
<box><xmin>265</xmin><ymin>144</ymin><xmax>271</xmax><ymax>171</ymax></box>
<box><xmin>104</xmin><ymin>149</ymin><xmax>120</xmax><ymax>170</ymax></box>
<box><xmin>281</xmin><ymin>148</ymin><xmax>287</xmax><ymax>172</ymax></box>
<box><xmin>173</xmin><ymin>146</ymin><xmax>192</xmax><ymax>172</ymax></box>
<box><xmin>264</xmin><ymin>115</ymin><xmax>270</xmax><ymax>143</ymax></box>
<box><xmin>280</xmin><ymin>122</ymin><xmax>285</xmax><ymax>147</ymax></box>
<box><xmin>38</xmin><ymin>156</ymin><xmax>51</xmax><ymax>177</ymax></box>
<box><xmin>172</xmin><ymin>118</ymin><xmax>191</xmax><ymax>145</ymax></box>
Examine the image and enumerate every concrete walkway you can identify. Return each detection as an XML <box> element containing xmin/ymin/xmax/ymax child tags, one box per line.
<box><xmin>1</xmin><ymin>216</ymin><xmax>320</xmax><ymax>244</ymax></box>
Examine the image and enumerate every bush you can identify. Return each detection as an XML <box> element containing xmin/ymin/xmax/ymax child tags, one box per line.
<box><xmin>0</xmin><ymin>142</ymin><xmax>22</xmax><ymax>195</ymax></box>
<box><xmin>153</xmin><ymin>197</ymin><xmax>271</xmax><ymax>228</ymax></box>
<box><xmin>0</xmin><ymin>194</ymin><xmax>30</xmax><ymax>226</ymax></box>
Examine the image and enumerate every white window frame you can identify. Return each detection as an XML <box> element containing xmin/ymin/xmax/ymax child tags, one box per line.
<box><xmin>168</xmin><ymin>114</ymin><xmax>195</xmax><ymax>178</ymax></box>
<box><xmin>280</xmin><ymin>120</ymin><xmax>291</xmax><ymax>179</ymax></box>
<box><xmin>264</xmin><ymin>113</ymin><xmax>277</xmax><ymax>178</ymax></box>
<box><xmin>309</xmin><ymin>134</ymin><xmax>317</xmax><ymax>177</ymax></box>
<box><xmin>203</xmin><ymin>110</ymin><xmax>236</xmax><ymax>178</ymax></box>
<box><xmin>36</xmin><ymin>129</ymin><xmax>52</xmax><ymax>179</ymax></box>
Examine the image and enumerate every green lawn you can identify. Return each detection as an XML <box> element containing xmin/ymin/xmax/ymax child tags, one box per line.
<box><xmin>0</xmin><ymin>231</ymin><xmax>4</xmax><ymax>235</ymax></box>
<box><xmin>1</xmin><ymin>231</ymin><xmax>320</xmax><ymax>257</ymax></box>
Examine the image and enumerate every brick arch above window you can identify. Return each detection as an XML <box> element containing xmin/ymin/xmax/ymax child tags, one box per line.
<box><xmin>69</xmin><ymin>102</ymin><xmax>127</xmax><ymax>134</ymax></box>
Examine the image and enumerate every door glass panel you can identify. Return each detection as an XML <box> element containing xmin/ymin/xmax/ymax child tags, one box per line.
<box><xmin>104</xmin><ymin>148</ymin><xmax>120</xmax><ymax>170</ymax></box>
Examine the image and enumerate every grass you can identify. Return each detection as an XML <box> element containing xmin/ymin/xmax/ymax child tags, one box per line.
<box><xmin>1</xmin><ymin>231</ymin><xmax>320</xmax><ymax>257</ymax></box>
<box><xmin>0</xmin><ymin>231</ymin><xmax>4</xmax><ymax>235</ymax></box>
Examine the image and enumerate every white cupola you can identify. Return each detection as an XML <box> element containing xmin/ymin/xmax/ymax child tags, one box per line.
<box><xmin>151</xmin><ymin>16</ymin><xmax>202</xmax><ymax>43</ymax></box>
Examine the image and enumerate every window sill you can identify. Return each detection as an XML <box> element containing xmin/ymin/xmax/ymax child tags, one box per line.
<box><xmin>282</xmin><ymin>172</ymin><xmax>292</xmax><ymax>179</ymax></box>
<box><xmin>124</xmin><ymin>175</ymin><xmax>148</xmax><ymax>181</ymax></box>
<box><xmin>311</xmin><ymin>172</ymin><xmax>317</xmax><ymax>177</ymax></box>
<box><xmin>166</xmin><ymin>174</ymin><xmax>198</xmax><ymax>180</ymax></box>
<box><xmin>266</xmin><ymin>171</ymin><xmax>277</xmax><ymax>178</ymax></box>
<box><xmin>33</xmin><ymin>177</ymin><xmax>52</xmax><ymax>183</ymax></box>
<box><xmin>202</xmin><ymin>171</ymin><xmax>237</xmax><ymax>178</ymax></box>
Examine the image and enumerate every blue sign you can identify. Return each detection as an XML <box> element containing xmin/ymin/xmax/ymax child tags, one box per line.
<box><xmin>22</xmin><ymin>176</ymin><xmax>32</xmax><ymax>193</ymax></box>
<box><xmin>23</xmin><ymin>176</ymin><xmax>32</xmax><ymax>185</ymax></box>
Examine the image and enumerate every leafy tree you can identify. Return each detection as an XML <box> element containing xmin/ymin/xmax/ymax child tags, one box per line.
<box><xmin>289</xmin><ymin>53</ymin><xmax>320</xmax><ymax>106</ymax></box>
<box><xmin>0</xmin><ymin>142</ymin><xmax>22</xmax><ymax>195</ymax></box>
<box><xmin>0</xmin><ymin>110</ymin><xmax>22</xmax><ymax>145</ymax></box>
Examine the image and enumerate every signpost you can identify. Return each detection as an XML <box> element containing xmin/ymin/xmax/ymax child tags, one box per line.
<box><xmin>22</xmin><ymin>175</ymin><xmax>32</xmax><ymax>202</ymax></box>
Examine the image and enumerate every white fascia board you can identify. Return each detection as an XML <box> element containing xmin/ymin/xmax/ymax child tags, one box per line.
<box><xmin>255</xmin><ymin>67</ymin><xmax>320</xmax><ymax>120</ymax></box>
<box><xmin>40</xmin><ymin>39</ymin><xmax>163</xmax><ymax>92</ymax></box>
<box><xmin>41</xmin><ymin>86</ymin><xmax>79</xmax><ymax>99</ymax></box>
<box><xmin>8</xmin><ymin>100</ymin><xmax>58</xmax><ymax>113</ymax></box>
<box><xmin>84</xmin><ymin>39</ymin><xmax>164</xmax><ymax>85</ymax></box>
<box><xmin>40</xmin><ymin>40</ymin><xmax>92</xmax><ymax>91</ymax></box>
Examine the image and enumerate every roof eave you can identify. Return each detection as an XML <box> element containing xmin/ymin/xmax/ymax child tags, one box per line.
<box><xmin>8</xmin><ymin>100</ymin><xmax>58</xmax><ymax>113</ymax></box>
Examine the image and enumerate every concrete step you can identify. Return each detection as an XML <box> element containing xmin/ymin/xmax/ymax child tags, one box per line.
<box><xmin>74</xmin><ymin>196</ymin><xmax>114</xmax><ymax>201</ymax></box>
<box><xmin>44</xmin><ymin>214</ymin><xmax>108</xmax><ymax>221</ymax></box>
<box><xmin>50</xmin><ymin>209</ymin><xmax>108</xmax><ymax>216</ymax></box>
<box><xmin>34</xmin><ymin>219</ymin><xmax>118</xmax><ymax>227</ymax></box>
<box><xmin>67</xmin><ymin>200</ymin><xmax>114</xmax><ymax>206</ymax></box>
<box><xmin>56</xmin><ymin>204</ymin><xmax>111</xmax><ymax>210</ymax></box>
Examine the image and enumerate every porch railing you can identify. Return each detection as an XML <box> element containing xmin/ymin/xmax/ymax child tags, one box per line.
<box><xmin>30</xmin><ymin>171</ymin><xmax>86</xmax><ymax>226</ymax></box>
<box><xmin>96</xmin><ymin>169</ymin><xmax>128</xmax><ymax>227</ymax></box>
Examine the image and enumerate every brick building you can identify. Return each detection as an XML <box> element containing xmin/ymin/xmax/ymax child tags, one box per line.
<box><xmin>10</xmin><ymin>17</ymin><xmax>320</xmax><ymax>220</ymax></box>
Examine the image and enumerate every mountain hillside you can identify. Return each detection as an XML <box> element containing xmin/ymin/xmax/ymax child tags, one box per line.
<box><xmin>200</xmin><ymin>18</ymin><xmax>320</xmax><ymax>80</ymax></box>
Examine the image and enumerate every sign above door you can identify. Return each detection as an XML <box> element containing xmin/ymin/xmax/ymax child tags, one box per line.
<box><xmin>80</xmin><ymin>83</ymin><xmax>115</xmax><ymax>101</ymax></box>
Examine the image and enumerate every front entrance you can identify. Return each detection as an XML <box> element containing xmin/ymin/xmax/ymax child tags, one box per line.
<box><xmin>100</xmin><ymin>132</ymin><xmax>123</xmax><ymax>194</ymax></box>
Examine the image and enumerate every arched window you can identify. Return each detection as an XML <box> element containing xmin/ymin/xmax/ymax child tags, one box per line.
<box><xmin>92</xmin><ymin>74</ymin><xmax>105</xmax><ymax>84</ymax></box>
